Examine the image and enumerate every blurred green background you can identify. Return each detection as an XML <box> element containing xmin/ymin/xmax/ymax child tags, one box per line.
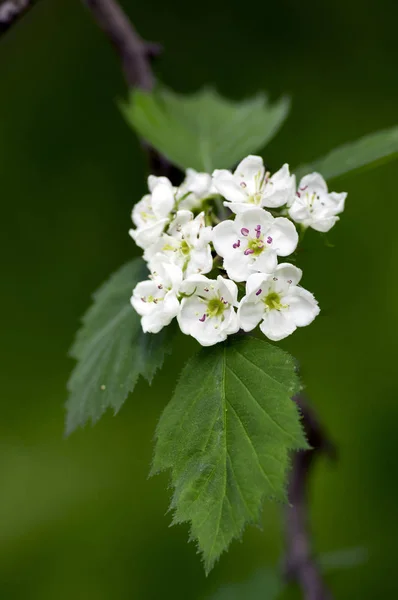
<box><xmin>1</xmin><ymin>0</ymin><xmax>397</xmax><ymax>597</ymax></box>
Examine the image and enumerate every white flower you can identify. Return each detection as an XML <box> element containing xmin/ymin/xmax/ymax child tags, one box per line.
<box><xmin>178</xmin><ymin>275</ymin><xmax>239</xmax><ymax>346</ymax></box>
<box><xmin>177</xmin><ymin>168</ymin><xmax>216</xmax><ymax>210</ymax></box>
<box><xmin>131</xmin><ymin>255</ymin><xmax>182</xmax><ymax>333</ymax></box>
<box><xmin>212</xmin><ymin>155</ymin><xmax>295</xmax><ymax>213</ymax></box>
<box><xmin>288</xmin><ymin>172</ymin><xmax>347</xmax><ymax>233</ymax></box>
<box><xmin>238</xmin><ymin>263</ymin><xmax>320</xmax><ymax>341</ymax></box>
<box><xmin>129</xmin><ymin>176</ymin><xmax>176</xmax><ymax>249</ymax></box>
<box><xmin>212</xmin><ymin>208</ymin><xmax>298</xmax><ymax>282</ymax></box>
<box><xmin>144</xmin><ymin>210</ymin><xmax>213</xmax><ymax>277</ymax></box>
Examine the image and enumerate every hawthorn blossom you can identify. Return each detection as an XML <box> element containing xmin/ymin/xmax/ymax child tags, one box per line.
<box><xmin>131</xmin><ymin>256</ymin><xmax>182</xmax><ymax>333</ymax></box>
<box><xmin>177</xmin><ymin>168</ymin><xmax>216</xmax><ymax>210</ymax></box>
<box><xmin>288</xmin><ymin>173</ymin><xmax>347</xmax><ymax>233</ymax></box>
<box><xmin>238</xmin><ymin>263</ymin><xmax>320</xmax><ymax>341</ymax></box>
<box><xmin>144</xmin><ymin>210</ymin><xmax>213</xmax><ymax>277</ymax></box>
<box><xmin>212</xmin><ymin>155</ymin><xmax>295</xmax><ymax>213</ymax></box>
<box><xmin>129</xmin><ymin>176</ymin><xmax>176</xmax><ymax>249</ymax></box>
<box><xmin>178</xmin><ymin>275</ymin><xmax>239</xmax><ymax>346</ymax></box>
<box><xmin>212</xmin><ymin>208</ymin><xmax>298</xmax><ymax>282</ymax></box>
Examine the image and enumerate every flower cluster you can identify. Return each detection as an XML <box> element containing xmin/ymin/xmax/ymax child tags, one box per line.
<box><xmin>130</xmin><ymin>156</ymin><xmax>346</xmax><ymax>346</ymax></box>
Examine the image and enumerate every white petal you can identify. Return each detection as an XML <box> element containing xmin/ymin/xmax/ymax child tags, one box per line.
<box><xmin>238</xmin><ymin>296</ymin><xmax>264</xmax><ymax>332</ymax></box>
<box><xmin>213</xmin><ymin>172</ymin><xmax>247</xmax><ymax>203</ymax></box>
<box><xmin>217</xmin><ymin>276</ymin><xmax>238</xmax><ymax>306</ymax></box>
<box><xmin>260</xmin><ymin>310</ymin><xmax>297</xmax><ymax>341</ymax></box>
<box><xmin>245</xmin><ymin>272</ymin><xmax>269</xmax><ymax>296</ymax></box>
<box><xmin>223</xmin><ymin>201</ymin><xmax>259</xmax><ymax>215</ymax></box>
<box><xmin>129</xmin><ymin>218</ymin><xmax>169</xmax><ymax>249</ymax></box>
<box><xmin>288</xmin><ymin>198</ymin><xmax>310</xmax><ymax>223</ymax></box>
<box><xmin>186</xmin><ymin>246</ymin><xmax>213</xmax><ymax>276</ymax></box>
<box><xmin>251</xmin><ymin>249</ymin><xmax>278</xmax><ymax>274</ymax></box>
<box><xmin>311</xmin><ymin>216</ymin><xmax>339</xmax><ymax>232</ymax></box>
<box><xmin>212</xmin><ymin>220</ymin><xmax>238</xmax><ymax>258</ymax></box>
<box><xmin>237</xmin><ymin>208</ymin><xmax>274</xmax><ymax>231</ymax></box>
<box><xmin>269</xmin><ymin>217</ymin><xmax>298</xmax><ymax>256</ymax></box>
<box><xmin>223</xmin><ymin>253</ymin><xmax>252</xmax><ymax>283</ymax></box>
<box><xmin>329</xmin><ymin>191</ymin><xmax>347</xmax><ymax>213</ymax></box>
<box><xmin>286</xmin><ymin>287</ymin><xmax>320</xmax><ymax>327</ymax></box>
<box><xmin>234</xmin><ymin>155</ymin><xmax>264</xmax><ymax>184</ymax></box>
<box><xmin>299</xmin><ymin>172</ymin><xmax>327</xmax><ymax>192</ymax></box>
<box><xmin>275</xmin><ymin>263</ymin><xmax>302</xmax><ymax>285</ymax></box>
<box><xmin>223</xmin><ymin>308</ymin><xmax>240</xmax><ymax>335</ymax></box>
<box><xmin>179</xmin><ymin>274</ymin><xmax>212</xmax><ymax>297</ymax></box>
<box><xmin>147</xmin><ymin>175</ymin><xmax>172</xmax><ymax>193</ymax></box>
<box><xmin>151</xmin><ymin>182</ymin><xmax>175</xmax><ymax>218</ymax></box>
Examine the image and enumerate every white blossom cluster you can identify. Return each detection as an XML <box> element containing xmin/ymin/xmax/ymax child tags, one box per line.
<box><xmin>130</xmin><ymin>156</ymin><xmax>346</xmax><ymax>346</ymax></box>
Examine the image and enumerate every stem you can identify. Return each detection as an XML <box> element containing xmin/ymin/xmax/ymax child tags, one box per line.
<box><xmin>81</xmin><ymin>0</ymin><xmax>175</xmax><ymax>178</ymax></box>
<box><xmin>284</xmin><ymin>394</ymin><xmax>336</xmax><ymax>600</ymax></box>
<box><xmin>0</xmin><ymin>0</ymin><xmax>38</xmax><ymax>35</ymax></box>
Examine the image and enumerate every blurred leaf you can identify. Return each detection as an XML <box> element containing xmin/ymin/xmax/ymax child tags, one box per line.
<box><xmin>208</xmin><ymin>568</ymin><xmax>282</xmax><ymax>600</ymax></box>
<box><xmin>320</xmin><ymin>546</ymin><xmax>369</xmax><ymax>572</ymax></box>
<box><xmin>66</xmin><ymin>259</ymin><xmax>173</xmax><ymax>434</ymax></box>
<box><xmin>151</xmin><ymin>336</ymin><xmax>307</xmax><ymax>574</ymax></box>
<box><xmin>121</xmin><ymin>87</ymin><xmax>290</xmax><ymax>172</ymax></box>
<box><xmin>295</xmin><ymin>126</ymin><xmax>398</xmax><ymax>181</ymax></box>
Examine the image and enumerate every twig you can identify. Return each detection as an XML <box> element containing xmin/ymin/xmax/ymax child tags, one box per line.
<box><xmin>0</xmin><ymin>0</ymin><xmax>37</xmax><ymax>36</ymax></box>
<box><xmin>81</xmin><ymin>0</ymin><xmax>176</xmax><ymax>178</ymax></box>
<box><xmin>284</xmin><ymin>394</ymin><xmax>336</xmax><ymax>600</ymax></box>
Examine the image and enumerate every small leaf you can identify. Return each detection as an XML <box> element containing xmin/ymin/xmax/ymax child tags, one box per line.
<box><xmin>208</xmin><ymin>568</ymin><xmax>282</xmax><ymax>600</ymax></box>
<box><xmin>152</xmin><ymin>336</ymin><xmax>307</xmax><ymax>574</ymax></box>
<box><xmin>66</xmin><ymin>259</ymin><xmax>173</xmax><ymax>434</ymax></box>
<box><xmin>295</xmin><ymin>126</ymin><xmax>398</xmax><ymax>181</ymax></box>
<box><xmin>121</xmin><ymin>87</ymin><xmax>290</xmax><ymax>172</ymax></box>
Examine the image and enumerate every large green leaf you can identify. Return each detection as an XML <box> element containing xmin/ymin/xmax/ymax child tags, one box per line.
<box><xmin>66</xmin><ymin>259</ymin><xmax>173</xmax><ymax>434</ymax></box>
<box><xmin>121</xmin><ymin>87</ymin><xmax>290</xmax><ymax>172</ymax></box>
<box><xmin>295</xmin><ymin>126</ymin><xmax>398</xmax><ymax>181</ymax></box>
<box><xmin>152</xmin><ymin>336</ymin><xmax>307</xmax><ymax>574</ymax></box>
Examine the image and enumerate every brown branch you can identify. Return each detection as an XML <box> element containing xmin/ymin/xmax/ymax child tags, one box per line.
<box><xmin>82</xmin><ymin>0</ymin><xmax>154</xmax><ymax>90</ymax></box>
<box><xmin>0</xmin><ymin>0</ymin><xmax>38</xmax><ymax>36</ymax></box>
<box><xmin>81</xmin><ymin>0</ymin><xmax>176</xmax><ymax>178</ymax></box>
<box><xmin>284</xmin><ymin>394</ymin><xmax>336</xmax><ymax>600</ymax></box>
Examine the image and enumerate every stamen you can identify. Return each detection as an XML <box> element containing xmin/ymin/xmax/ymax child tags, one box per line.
<box><xmin>204</xmin><ymin>287</ymin><xmax>209</xmax><ymax>292</ymax></box>
<box><xmin>300</xmin><ymin>185</ymin><xmax>308</xmax><ymax>191</ymax></box>
<box><xmin>296</xmin><ymin>191</ymin><xmax>301</xmax><ymax>198</ymax></box>
<box><xmin>255</xmin><ymin>225</ymin><xmax>261</xmax><ymax>239</ymax></box>
<box><xmin>141</xmin><ymin>297</ymin><xmax>146</xmax><ymax>302</ymax></box>
<box><xmin>256</xmin><ymin>289</ymin><xmax>262</xmax><ymax>296</ymax></box>
<box><xmin>287</xmin><ymin>279</ymin><xmax>292</xmax><ymax>284</ymax></box>
<box><xmin>240</xmin><ymin>181</ymin><xmax>247</xmax><ymax>188</ymax></box>
<box><xmin>266</xmin><ymin>236</ymin><xmax>273</xmax><ymax>244</ymax></box>
<box><xmin>273</xmin><ymin>277</ymin><xmax>278</xmax><ymax>281</ymax></box>
<box><xmin>258</xmin><ymin>241</ymin><xmax>264</xmax><ymax>249</ymax></box>
<box><xmin>244</xmin><ymin>248</ymin><xmax>254</xmax><ymax>256</ymax></box>
<box><xmin>233</xmin><ymin>240</ymin><xmax>241</xmax><ymax>249</ymax></box>
<box><xmin>158</xmin><ymin>284</ymin><xmax>163</xmax><ymax>289</ymax></box>
<box><xmin>241</xmin><ymin>228</ymin><xmax>249</xmax><ymax>236</ymax></box>
<box><xmin>199</xmin><ymin>314</ymin><xmax>206</xmax><ymax>322</ymax></box>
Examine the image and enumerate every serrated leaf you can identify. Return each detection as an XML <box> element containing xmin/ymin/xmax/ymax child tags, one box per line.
<box><xmin>152</xmin><ymin>336</ymin><xmax>307</xmax><ymax>573</ymax></box>
<box><xmin>121</xmin><ymin>87</ymin><xmax>290</xmax><ymax>172</ymax></box>
<box><xmin>66</xmin><ymin>259</ymin><xmax>173</xmax><ymax>434</ymax></box>
<box><xmin>295</xmin><ymin>126</ymin><xmax>398</xmax><ymax>181</ymax></box>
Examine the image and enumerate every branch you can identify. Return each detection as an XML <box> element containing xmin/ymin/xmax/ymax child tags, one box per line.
<box><xmin>284</xmin><ymin>394</ymin><xmax>336</xmax><ymax>600</ymax></box>
<box><xmin>0</xmin><ymin>0</ymin><xmax>37</xmax><ymax>36</ymax></box>
<box><xmin>81</xmin><ymin>0</ymin><xmax>176</xmax><ymax>178</ymax></box>
<box><xmin>82</xmin><ymin>0</ymin><xmax>155</xmax><ymax>90</ymax></box>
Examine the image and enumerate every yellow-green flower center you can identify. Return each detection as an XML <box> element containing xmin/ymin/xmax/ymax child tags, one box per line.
<box><xmin>247</xmin><ymin>192</ymin><xmax>263</xmax><ymax>205</ymax></box>
<box><xmin>207</xmin><ymin>297</ymin><xmax>227</xmax><ymax>318</ymax></box>
<box><xmin>264</xmin><ymin>291</ymin><xmax>283</xmax><ymax>310</ymax></box>
<box><xmin>247</xmin><ymin>237</ymin><xmax>265</xmax><ymax>256</ymax></box>
<box><xmin>180</xmin><ymin>239</ymin><xmax>191</xmax><ymax>256</ymax></box>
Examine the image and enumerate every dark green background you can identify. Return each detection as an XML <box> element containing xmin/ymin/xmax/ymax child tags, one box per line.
<box><xmin>1</xmin><ymin>0</ymin><xmax>397</xmax><ymax>597</ymax></box>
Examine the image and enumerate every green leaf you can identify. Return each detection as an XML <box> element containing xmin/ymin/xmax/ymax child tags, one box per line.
<box><xmin>151</xmin><ymin>336</ymin><xmax>307</xmax><ymax>574</ymax></box>
<box><xmin>66</xmin><ymin>259</ymin><xmax>173</xmax><ymax>434</ymax></box>
<box><xmin>208</xmin><ymin>568</ymin><xmax>282</xmax><ymax>600</ymax></box>
<box><xmin>295</xmin><ymin>126</ymin><xmax>398</xmax><ymax>181</ymax></box>
<box><xmin>121</xmin><ymin>87</ymin><xmax>290</xmax><ymax>172</ymax></box>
